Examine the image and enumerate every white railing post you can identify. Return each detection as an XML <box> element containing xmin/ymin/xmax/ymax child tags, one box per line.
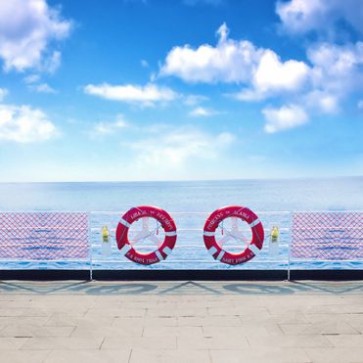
<box><xmin>287</xmin><ymin>211</ymin><xmax>292</xmax><ymax>281</ymax></box>
<box><xmin>88</xmin><ymin>212</ymin><xmax>93</xmax><ymax>281</ymax></box>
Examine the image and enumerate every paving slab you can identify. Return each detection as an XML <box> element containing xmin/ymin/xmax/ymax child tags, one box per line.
<box><xmin>0</xmin><ymin>280</ymin><xmax>363</xmax><ymax>363</ymax></box>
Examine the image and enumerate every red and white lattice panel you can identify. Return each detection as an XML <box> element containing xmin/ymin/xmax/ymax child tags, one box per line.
<box><xmin>0</xmin><ymin>212</ymin><xmax>89</xmax><ymax>260</ymax></box>
<box><xmin>291</xmin><ymin>212</ymin><xmax>363</xmax><ymax>260</ymax></box>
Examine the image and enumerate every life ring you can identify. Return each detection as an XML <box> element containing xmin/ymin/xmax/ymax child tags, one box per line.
<box><xmin>203</xmin><ymin>205</ymin><xmax>264</xmax><ymax>265</ymax></box>
<box><xmin>116</xmin><ymin>205</ymin><xmax>177</xmax><ymax>265</ymax></box>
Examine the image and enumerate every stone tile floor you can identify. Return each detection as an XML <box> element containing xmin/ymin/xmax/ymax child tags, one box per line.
<box><xmin>0</xmin><ymin>280</ymin><xmax>363</xmax><ymax>363</ymax></box>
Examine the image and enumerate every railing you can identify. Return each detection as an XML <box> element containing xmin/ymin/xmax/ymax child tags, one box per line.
<box><xmin>1</xmin><ymin>210</ymin><xmax>363</xmax><ymax>279</ymax></box>
<box><xmin>0</xmin><ymin>212</ymin><xmax>92</xmax><ymax>277</ymax></box>
<box><xmin>287</xmin><ymin>211</ymin><xmax>363</xmax><ymax>279</ymax></box>
<box><xmin>89</xmin><ymin>210</ymin><xmax>291</xmax><ymax>270</ymax></box>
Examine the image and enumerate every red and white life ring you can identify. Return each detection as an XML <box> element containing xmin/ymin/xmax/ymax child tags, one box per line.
<box><xmin>203</xmin><ymin>205</ymin><xmax>264</xmax><ymax>265</ymax></box>
<box><xmin>116</xmin><ymin>205</ymin><xmax>177</xmax><ymax>265</ymax></box>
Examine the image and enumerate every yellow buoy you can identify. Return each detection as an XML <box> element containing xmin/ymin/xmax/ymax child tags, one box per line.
<box><xmin>101</xmin><ymin>225</ymin><xmax>111</xmax><ymax>256</ymax></box>
<box><xmin>270</xmin><ymin>226</ymin><xmax>279</xmax><ymax>242</ymax></box>
<box><xmin>101</xmin><ymin>225</ymin><xmax>109</xmax><ymax>243</ymax></box>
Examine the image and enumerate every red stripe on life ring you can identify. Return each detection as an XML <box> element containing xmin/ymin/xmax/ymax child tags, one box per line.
<box><xmin>116</xmin><ymin>205</ymin><xmax>177</xmax><ymax>265</ymax></box>
<box><xmin>203</xmin><ymin>205</ymin><xmax>264</xmax><ymax>265</ymax></box>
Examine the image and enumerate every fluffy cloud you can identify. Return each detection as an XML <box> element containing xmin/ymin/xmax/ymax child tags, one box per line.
<box><xmin>308</xmin><ymin>42</ymin><xmax>363</xmax><ymax>91</ymax></box>
<box><xmin>128</xmin><ymin>126</ymin><xmax>234</xmax><ymax>167</ymax></box>
<box><xmin>263</xmin><ymin>104</ymin><xmax>309</xmax><ymax>133</ymax></box>
<box><xmin>263</xmin><ymin>35</ymin><xmax>363</xmax><ymax>132</ymax></box>
<box><xmin>254</xmin><ymin>50</ymin><xmax>308</xmax><ymax>92</ymax></box>
<box><xmin>0</xmin><ymin>104</ymin><xmax>57</xmax><ymax>142</ymax></box>
<box><xmin>84</xmin><ymin>83</ymin><xmax>178</xmax><ymax>106</ymax></box>
<box><xmin>161</xmin><ymin>23</ymin><xmax>309</xmax><ymax>98</ymax></box>
<box><xmin>275</xmin><ymin>2</ymin><xmax>363</xmax><ymax>125</ymax></box>
<box><xmin>161</xmin><ymin>22</ymin><xmax>363</xmax><ymax>132</ymax></box>
<box><xmin>304</xmin><ymin>91</ymin><xmax>339</xmax><ymax>114</ymax></box>
<box><xmin>302</xmin><ymin>41</ymin><xmax>363</xmax><ymax>115</ymax></box>
<box><xmin>160</xmin><ymin>23</ymin><xmax>262</xmax><ymax>83</ymax></box>
<box><xmin>276</xmin><ymin>0</ymin><xmax>363</xmax><ymax>36</ymax></box>
<box><xmin>0</xmin><ymin>0</ymin><xmax>71</xmax><ymax>72</ymax></box>
<box><xmin>237</xmin><ymin>49</ymin><xmax>310</xmax><ymax>100</ymax></box>
<box><xmin>276</xmin><ymin>0</ymin><xmax>328</xmax><ymax>35</ymax></box>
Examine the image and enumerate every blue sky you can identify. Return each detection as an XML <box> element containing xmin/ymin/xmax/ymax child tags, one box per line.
<box><xmin>0</xmin><ymin>0</ymin><xmax>362</xmax><ymax>182</ymax></box>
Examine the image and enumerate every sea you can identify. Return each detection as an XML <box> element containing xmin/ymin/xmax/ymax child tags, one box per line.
<box><xmin>0</xmin><ymin>177</ymin><xmax>363</xmax><ymax>271</ymax></box>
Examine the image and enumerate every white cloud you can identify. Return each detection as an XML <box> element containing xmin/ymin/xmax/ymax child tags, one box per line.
<box><xmin>23</xmin><ymin>73</ymin><xmax>56</xmax><ymax>93</ymax></box>
<box><xmin>128</xmin><ymin>126</ymin><xmax>235</xmax><ymax>167</ymax></box>
<box><xmin>237</xmin><ymin>49</ymin><xmax>310</xmax><ymax>100</ymax></box>
<box><xmin>84</xmin><ymin>83</ymin><xmax>178</xmax><ymax>106</ymax></box>
<box><xmin>0</xmin><ymin>88</ymin><xmax>8</xmax><ymax>101</ymax></box>
<box><xmin>31</xmin><ymin>83</ymin><xmax>56</xmax><ymax>93</ymax></box>
<box><xmin>309</xmin><ymin>42</ymin><xmax>363</xmax><ymax>73</ymax></box>
<box><xmin>254</xmin><ymin>50</ymin><xmax>309</xmax><ymax>92</ymax></box>
<box><xmin>300</xmin><ymin>41</ymin><xmax>363</xmax><ymax>116</ymax></box>
<box><xmin>160</xmin><ymin>23</ymin><xmax>262</xmax><ymax>83</ymax></box>
<box><xmin>24</xmin><ymin>74</ymin><xmax>41</xmax><ymax>84</ymax></box>
<box><xmin>276</xmin><ymin>0</ymin><xmax>328</xmax><ymax>35</ymax></box>
<box><xmin>0</xmin><ymin>104</ymin><xmax>57</xmax><ymax>142</ymax></box>
<box><xmin>304</xmin><ymin>90</ymin><xmax>339</xmax><ymax>114</ymax></box>
<box><xmin>275</xmin><ymin>0</ymin><xmax>363</xmax><ymax>115</ymax></box>
<box><xmin>307</xmin><ymin>42</ymin><xmax>363</xmax><ymax>92</ymax></box>
<box><xmin>273</xmin><ymin>3</ymin><xmax>363</xmax><ymax>127</ymax></box>
<box><xmin>42</xmin><ymin>50</ymin><xmax>61</xmax><ymax>74</ymax></box>
<box><xmin>276</xmin><ymin>0</ymin><xmax>363</xmax><ymax>36</ymax></box>
<box><xmin>0</xmin><ymin>0</ymin><xmax>71</xmax><ymax>72</ymax></box>
<box><xmin>358</xmin><ymin>100</ymin><xmax>363</xmax><ymax>109</ymax></box>
<box><xmin>189</xmin><ymin>106</ymin><xmax>216</xmax><ymax>117</ymax></box>
<box><xmin>91</xmin><ymin>115</ymin><xmax>128</xmax><ymax>136</ymax></box>
<box><xmin>263</xmin><ymin>104</ymin><xmax>309</xmax><ymax>133</ymax></box>
<box><xmin>161</xmin><ymin>23</ymin><xmax>309</xmax><ymax>98</ymax></box>
<box><xmin>161</xmin><ymin>22</ymin><xmax>363</xmax><ymax>132</ymax></box>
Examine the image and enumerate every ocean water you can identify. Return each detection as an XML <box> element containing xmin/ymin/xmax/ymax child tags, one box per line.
<box><xmin>1</xmin><ymin>177</ymin><xmax>363</xmax><ymax>212</ymax></box>
<box><xmin>0</xmin><ymin>177</ymin><xmax>363</xmax><ymax>271</ymax></box>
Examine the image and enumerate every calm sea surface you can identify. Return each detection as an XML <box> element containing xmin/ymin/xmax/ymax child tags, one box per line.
<box><xmin>1</xmin><ymin>177</ymin><xmax>362</xmax><ymax>212</ymax></box>
<box><xmin>1</xmin><ymin>177</ymin><xmax>362</xmax><ymax>271</ymax></box>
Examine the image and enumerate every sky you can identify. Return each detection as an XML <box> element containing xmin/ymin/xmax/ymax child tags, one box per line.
<box><xmin>0</xmin><ymin>0</ymin><xmax>362</xmax><ymax>182</ymax></box>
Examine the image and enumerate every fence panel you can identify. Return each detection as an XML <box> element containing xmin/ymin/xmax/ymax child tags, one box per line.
<box><xmin>291</xmin><ymin>212</ymin><xmax>363</xmax><ymax>260</ymax></box>
<box><xmin>0</xmin><ymin>212</ymin><xmax>89</xmax><ymax>261</ymax></box>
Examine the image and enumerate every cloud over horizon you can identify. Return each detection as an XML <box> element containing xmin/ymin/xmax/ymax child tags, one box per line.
<box><xmin>127</xmin><ymin>125</ymin><xmax>235</xmax><ymax>169</ymax></box>
<box><xmin>0</xmin><ymin>104</ymin><xmax>57</xmax><ymax>143</ymax></box>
